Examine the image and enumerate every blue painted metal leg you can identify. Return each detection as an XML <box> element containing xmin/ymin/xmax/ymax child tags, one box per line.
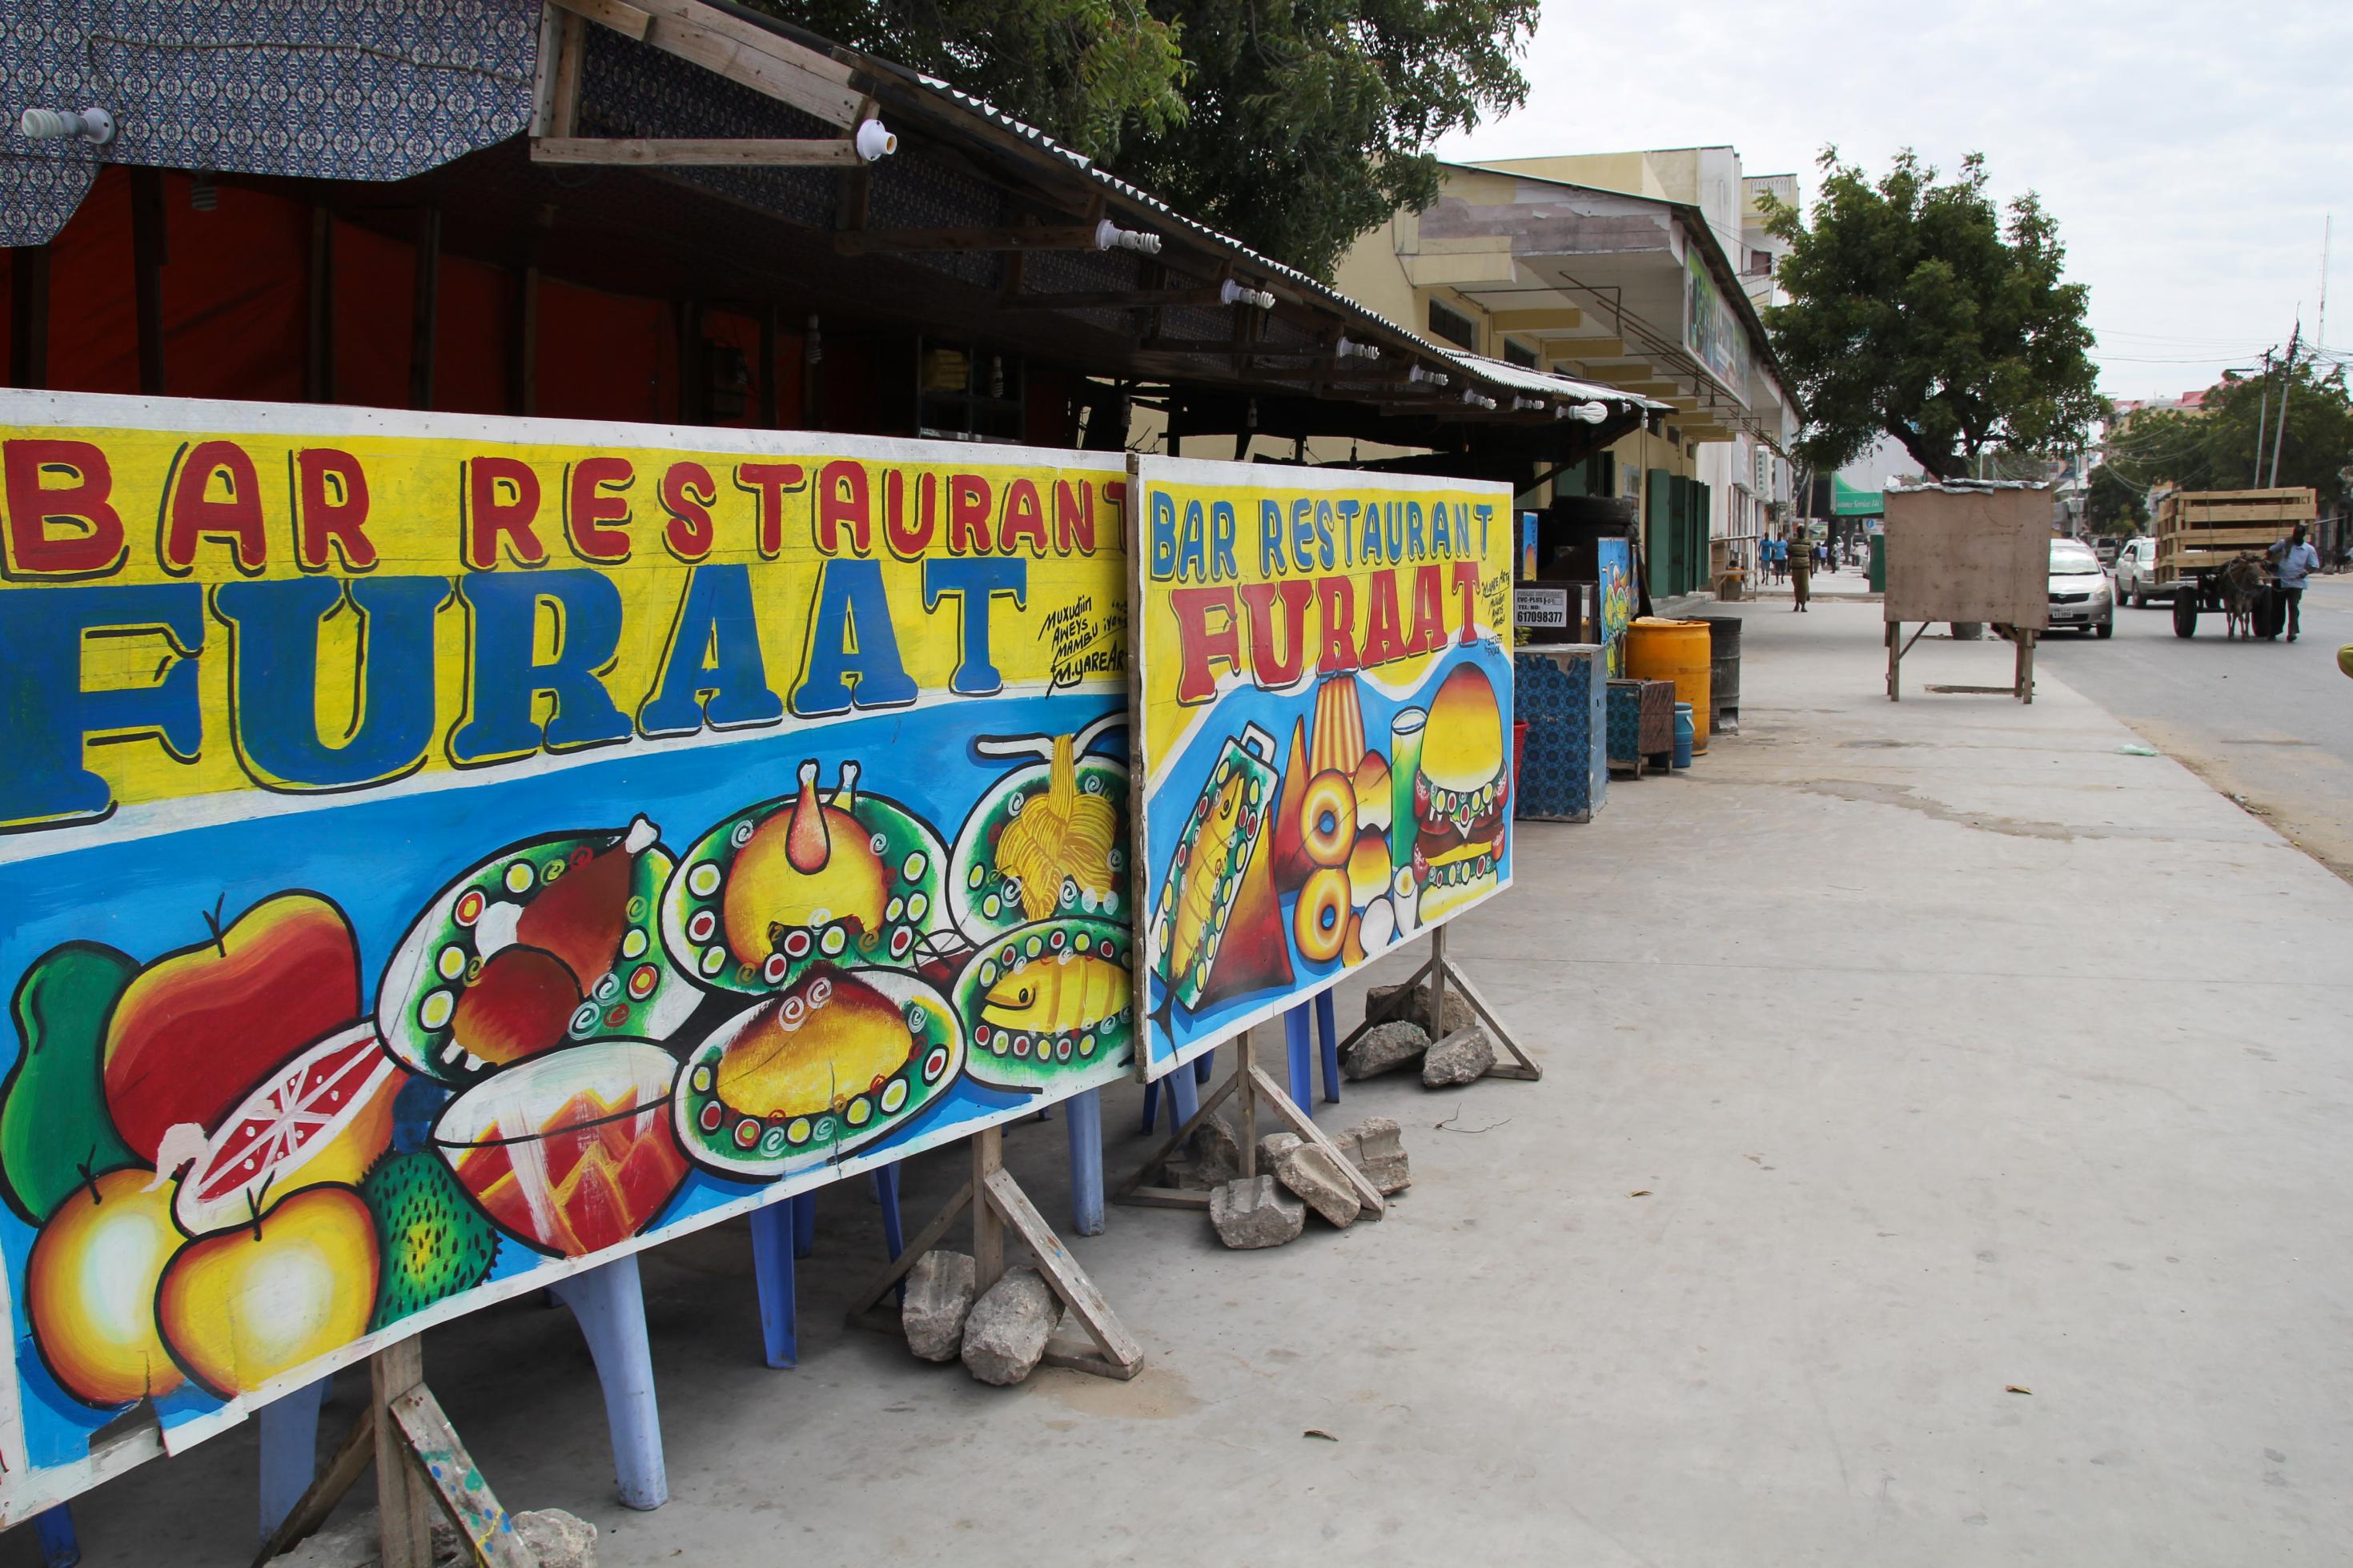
<box><xmin>1194</xmin><ymin>1048</ymin><xmax>1215</xmax><ymax>1085</ymax></box>
<box><xmin>1139</xmin><ymin>1077</ymin><xmax>1160</xmax><ymax>1133</ymax></box>
<box><xmin>1284</xmin><ymin>1005</ymin><xmax>1312</xmax><ymax>1107</ymax></box>
<box><xmin>34</xmin><ymin>1506</ymin><xmax>78</xmax><ymax>1568</ymax></box>
<box><xmin>871</xmin><ymin>1166</ymin><xmax>905</xmax><ymax>1261</ymax></box>
<box><xmin>748</xmin><ymin>1200</ymin><xmax>798</xmax><ymax>1369</ymax></box>
<box><xmin>1065</xmin><ymin>1088</ymin><xmax>1105</xmax><ymax>1236</ymax></box>
<box><xmin>1316</xmin><ymin>989</ymin><xmax>1341</xmax><ymax>1104</ymax></box>
<box><xmin>549</xmin><ymin>1255</ymin><xmax>669</xmax><ymax>1510</ymax></box>
<box><xmin>791</xmin><ymin>1190</ymin><xmax>816</xmax><ymax>1260</ymax></box>
<box><xmin>1169</xmin><ymin>1061</ymin><xmax>1201</xmax><ymax>1128</ymax></box>
<box><xmin>256</xmin><ymin>1374</ymin><xmax>331</xmax><ymax>1542</ymax></box>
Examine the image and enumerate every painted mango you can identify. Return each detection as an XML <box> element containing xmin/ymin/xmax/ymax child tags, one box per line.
<box><xmin>2</xmin><ymin>942</ymin><xmax>142</xmax><ymax>1223</ymax></box>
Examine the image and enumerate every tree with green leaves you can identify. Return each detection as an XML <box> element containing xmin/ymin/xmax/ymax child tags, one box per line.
<box><xmin>1758</xmin><ymin>150</ymin><xmax>2103</xmax><ymax>482</ymax></box>
<box><xmin>752</xmin><ymin>0</ymin><xmax>1539</xmax><ymax>279</ymax></box>
<box><xmin>2082</xmin><ymin>459</ymin><xmax>2146</xmax><ymax>535</ymax></box>
<box><xmin>2102</xmin><ymin>363</ymin><xmax>2353</xmax><ymax>499</ymax></box>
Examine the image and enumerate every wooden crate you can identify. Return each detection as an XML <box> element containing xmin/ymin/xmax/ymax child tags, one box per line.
<box><xmin>2154</xmin><ymin>487</ymin><xmax>2315</xmax><ymax>579</ymax></box>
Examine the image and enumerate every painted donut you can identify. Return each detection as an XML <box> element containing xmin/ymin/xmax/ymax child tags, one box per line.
<box><xmin>1295</xmin><ymin>867</ymin><xmax>1350</xmax><ymax>963</ymax></box>
<box><xmin>1299</xmin><ymin>769</ymin><xmax>1355</xmax><ymax>869</ymax></box>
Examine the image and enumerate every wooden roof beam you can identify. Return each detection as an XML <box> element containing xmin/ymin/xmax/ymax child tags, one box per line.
<box><xmin>837</xmin><ymin>221</ymin><xmax>1162</xmax><ymax>256</ymax></box>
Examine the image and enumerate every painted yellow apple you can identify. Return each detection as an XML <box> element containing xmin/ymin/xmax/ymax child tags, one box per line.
<box><xmin>157</xmin><ymin>1185</ymin><xmax>379</xmax><ymax>1398</ymax></box>
<box><xmin>25</xmin><ymin>1168</ymin><xmax>187</xmax><ymax>1406</ymax></box>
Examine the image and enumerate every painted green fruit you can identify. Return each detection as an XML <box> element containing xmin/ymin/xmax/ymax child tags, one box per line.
<box><xmin>2</xmin><ymin>943</ymin><xmax>142</xmax><ymax>1224</ymax></box>
<box><xmin>359</xmin><ymin>1151</ymin><xmax>500</xmax><ymax>1331</ymax></box>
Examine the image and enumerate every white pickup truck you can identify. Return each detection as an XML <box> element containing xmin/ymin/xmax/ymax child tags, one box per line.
<box><xmin>2113</xmin><ymin>535</ymin><xmax>2179</xmax><ymax>606</ymax></box>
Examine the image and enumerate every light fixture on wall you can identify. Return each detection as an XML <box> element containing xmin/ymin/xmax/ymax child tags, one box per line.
<box><xmin>18</xmin><ymin>106</ymin><xmax>114</xmax><ymax>144</ymax></box>
<box><xmin>1094</xmin><ymin>219</ymin><xmax>1162</xmax><ymax>255</ymax></box>
<box><xmin>1334</xmin><ymin>335</ymin><xmax>1380</xmax><ymax>362</ymax></box>
<box><xmin>1219</xmin><ymin>279</ymin><xmax>1275</xmax><ymax>311</ymax></box>
<box><xmin>1556</xmin><ymin>401</ymin><xmax>1611</xmax><ymax>424</ymax></box>
<box><xmin>853</xmin><ymin>118</ymin><xmax>897</xmax><ymax>162</ymax></box>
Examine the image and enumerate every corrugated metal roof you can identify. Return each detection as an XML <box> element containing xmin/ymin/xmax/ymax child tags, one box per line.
<box><xmin>865</xmin><ymin>67</ymin><xmax>1659</xmax><ymax>416</ymax></box>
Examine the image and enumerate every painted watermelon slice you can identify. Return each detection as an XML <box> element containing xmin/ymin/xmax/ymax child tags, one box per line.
<box><xmin>432</xmin><ymin>1041</ymin><xmax>688</xmax><ymax>1257</ymax></box>
<box><xmin>379</xmin><ymin>818</ymin><xmax>697</xmax><ymax>1085</ymax></box>
<box><xmin>170</xmin><ymin>1022</ymin><xmax>404</xmax><ymax>1237</ymax></box>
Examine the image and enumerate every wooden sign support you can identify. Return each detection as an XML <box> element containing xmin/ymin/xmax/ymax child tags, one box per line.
<box><xmin>251</xmin><ymin>1340</ymin><xmax>534</xmax><ymax>1568</ymax></box>
<box><xmin>1328</xmin><ymin>925</ymin><xmax>1540</xmax><ymax>1082</ymax></box>
<box><xmin>1114</xmin><ymin>1027</ymin><xmax>1390</xmax><ymax>1215</ymax></box>
<box><xmin>845</xmin><ymin>1128</ymin><xmax>1143</xmax><ymax>1382</ymax></box>
<box><xmin>1885</xmin><ymin>620</ymin><xmax>2035</xmax><ymax>704</ymax></box>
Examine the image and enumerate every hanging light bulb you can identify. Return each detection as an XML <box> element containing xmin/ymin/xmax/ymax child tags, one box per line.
<box><xmin>18</xmin><ymin>106</ymin><xmax>114</xmax><ymax>144</ymax></box>
<box><xmin>191</xmin><ymin>170</ymin><xmax>218</xmax><ymax>212</ymax></box>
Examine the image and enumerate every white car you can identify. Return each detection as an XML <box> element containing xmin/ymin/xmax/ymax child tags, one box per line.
<box><xmin>2113</xmin><ymin>536</ymin><xmax>2177</xmax><ymax>606</ymax></box>
<box><xmin>2048</xmin><ymin>538</ymin><xmax>2114</xmax><ymax>636</ymax></box>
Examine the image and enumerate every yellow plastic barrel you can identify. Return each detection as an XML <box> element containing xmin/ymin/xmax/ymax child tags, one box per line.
<box><xmin>1626</xmin><ymin>618</ymin><xmax>1713</xmax><ymax>753</ymax></box>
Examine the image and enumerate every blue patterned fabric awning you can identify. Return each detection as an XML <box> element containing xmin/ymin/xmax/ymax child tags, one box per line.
<box><xmin>2</xmin><ymin>0</ymin><xmax>540</xmax><ymax>246</ymax></box>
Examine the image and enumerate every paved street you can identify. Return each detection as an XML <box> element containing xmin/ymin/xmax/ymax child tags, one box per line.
<box><xmin>2039</xmin><ymin>573</ymin><xmax>2353</xmax><ymax>880</ymax></box>
<box><xmin>62</xmin><ymin>600</ymin><xmax>2353</xmax><ymax>1566</ymax></box>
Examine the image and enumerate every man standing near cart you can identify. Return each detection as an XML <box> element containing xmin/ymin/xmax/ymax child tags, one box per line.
<box><xmin>2271</xmin><ymin>524</ymin><xmax>2321</xmax><ymax>641</ymax></box>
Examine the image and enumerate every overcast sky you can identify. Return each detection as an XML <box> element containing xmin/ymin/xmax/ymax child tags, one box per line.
<box><xmin>1435</xmin><ymin>0</ymin><xmax>2351</xmax><ymax>404</ymax></box>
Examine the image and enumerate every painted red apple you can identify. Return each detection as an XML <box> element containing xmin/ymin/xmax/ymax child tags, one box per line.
<box><xmin>103</xmin><ymin>893</ymin><xmax>361</xmax><ymax>1162</ymax></box>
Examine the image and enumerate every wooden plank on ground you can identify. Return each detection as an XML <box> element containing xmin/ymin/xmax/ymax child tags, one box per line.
<box><xmin>845</xmin><ymin>1176</ymin><xmax>974</xmax><ymax>1319</ymax></box>
<box><xmin>1246</xmin><ymin>1065</ymin><xmax>1385</xmax><ymax>1217</ymax></box>
<box><xmin>982</xmin><ymin>1166</ymin><xmax>1142</xmax><ymax>1376</ymax></box>
<box><xmin>389</xmin><ymin>1389</ymin><xmax>536</xmax><ymax>1568</ymax></box>
<box><xmin>250</xmin><ymin>1411</ymin><xmax>372</xmax><ymax>1568</ymax></box>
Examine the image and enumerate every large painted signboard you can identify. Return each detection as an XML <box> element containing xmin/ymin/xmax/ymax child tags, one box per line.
<box><xmin>1129</xmin><ymin>458</ymin><xmax>1515</xmax><ymax>1080</ymax></box>
<box><xmin>0</xmin><ymin>391</ymin><xmax>1131</xmax><ymax>1516</ymax></box>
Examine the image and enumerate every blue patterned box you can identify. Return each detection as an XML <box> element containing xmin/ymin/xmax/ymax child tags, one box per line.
<box><xmin>1514</xmin><ymin>645</ymin><xmax>1607</xmax><ymax>821</ymax></box>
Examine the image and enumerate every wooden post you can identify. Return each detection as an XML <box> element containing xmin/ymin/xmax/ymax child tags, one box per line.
<box><xmin>371</xmin><ymin>1340</ymin><xmax>434</xmax><ymax>1568</ymax></box>
<box><xmin>1234</xmin><ymin>1030</ymin><xmax>1257</xmax><ymax>1177</ymax></box>
<box><xmin>1886</xmin><ymin>620</ymin><xmax>1901</xmax><ymax>702</ymax></box>
<box><xmin>306</xmin><ymin>207</ymin><xmax>335</xmax><ymax>403</ymax></box>
<box><xmin>408</xmin><ymin>206</ymin><xmax>442</xmax><ymax>411</ymax></box>
<box><xmin>2018</xmin><ymin>628</ymin><xmax>2036</xmax><ymax>704</ymax></box>
<box><xmin>130</xmin><ymin>168</ymin><xmax>168</xmax><ymax>395</ymax></box>
<box><xmin>972</xmin><ymin>1127</ymin><xmax>1005</xmax><ymax>1293</ymax></box>
<box><xmin>6</xmin><ymin>243</ymin><xmax>49</xmax><ymax>388</ymax></box>
<box><xmin>1427</xmin><ymin>924</ymin><xmax>1451</xmax><ymax>1038</ymax></box>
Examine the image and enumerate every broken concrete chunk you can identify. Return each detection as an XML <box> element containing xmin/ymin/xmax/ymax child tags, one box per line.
<box><xmin>1273</xmin><ymin>1140</ymin><xmax>1363</xmax><ymax>1229</ymax></box>
<box><xmin>1422</xmin><ymin>1027</ymin><xmax>1496</xmax><ymax>1087</ymax></box>
<box><xmin>1337</xmin><ymin>1116</ymin><xmax>1411</xmax><ymax>1195</ymax></box>
<box><xmin>902</xmin><ymin>1249</ymin><xmax>978</xmax><ymax>1361</ymax></box>
<box><xmin>962</xmin><ymin>1267</ymin><xmax>1062</xmax><ymax>1386</ymax></box>
<box><xmin>1341</xmin><ymin>1019</ymin><xmax>1430</xmax><ymax>1081</ymax></box>
<box><xmin>1366</xmin><ymin>980</ymin><xmax>1476</xmax><ymax>1038</ymax></box>
<box><xmin>1162</xmin><ymin>1112</ymin><xmax>1243</xmax><ymax>1189</ymax></box>
<box><xmin>1258</xmin><ymin>1130</ymin><xmax>1303</xmax><ymax>1168</ymax></box>
<box><xmin>1209</xmin><ymin>1174</ymin><xmax>1306</xmax><ymax>1249</ymax></box>
<box><xmin>514</xmin><ymin>1510</ymin><xmax>600</xmax><ymax>1568</ymax></box>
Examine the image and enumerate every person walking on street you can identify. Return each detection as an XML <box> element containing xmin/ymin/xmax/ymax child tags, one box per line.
<box><xmin>1789</xmin><ymin>533</ymin><xmax>1812</xmax><ymax>612</ymax></box>
<box><xmin>2271</xmin><ymin>524</ymin><xmax>2320</xmax><ymax>641</ymax></box>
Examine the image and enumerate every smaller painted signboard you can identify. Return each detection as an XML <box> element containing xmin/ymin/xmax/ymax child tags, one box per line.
<box><xmin>1128</xmin><ymin>458</ymin><xmax>1516</xmax><ymax>1079</ymax></box>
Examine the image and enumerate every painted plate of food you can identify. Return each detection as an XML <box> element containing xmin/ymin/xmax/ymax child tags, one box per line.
<box><xmin>379</xmin><ymin>818</ymin><xmax>696</xmax><ymax>1084</ymax></box>
<box><xmin>663</xmin><ymin>760</ymin><xmax>950</xmax><ymax>997</ymax></box>
<box><xmin>949</xmin><ymin>724</ymin><xmax>1129</xmax><ymax>944</ymax></box>
<box><xmin>673</xmin><ymin>964</ymin><xmax>963</xmax><ymax>1181</ymax></box>
<box><xmin>953</xmin><ymin>918</ymin><xmax>1134</xmax><ymax>1092</ymax></box>
<box><xmin>431</xmin><ymin>1040</ymin><xmax>690</xmax><ymax>1258</ymax></box>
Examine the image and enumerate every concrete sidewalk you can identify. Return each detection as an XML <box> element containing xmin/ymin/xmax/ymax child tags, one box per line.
<box><xmin>73</xmin><ymin>602</ymin><xmax>2353</xmax><ymax>1566</ymax></box>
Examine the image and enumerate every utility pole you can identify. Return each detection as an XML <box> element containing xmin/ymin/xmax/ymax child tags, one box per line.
<box><xmin>2268</xmin><ymin>324</ymin><xmax>2299</xmax><ymax>489</ymax></box>
<box><xmin>2253</xmin><ymin>348</ymin><xmax>2273</xmax><ymax>482</ymax></box>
